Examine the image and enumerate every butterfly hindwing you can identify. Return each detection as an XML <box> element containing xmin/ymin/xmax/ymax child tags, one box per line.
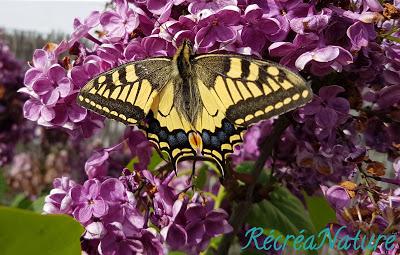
<box><xmin>193</xmin><ymin>54</ymin><xmax>312</xmax><ymax>126</ymax></box>
<box><xmin>78</xmin><ymin>58</ymin><xmax>172</xmax><ymax>125</ymax></box>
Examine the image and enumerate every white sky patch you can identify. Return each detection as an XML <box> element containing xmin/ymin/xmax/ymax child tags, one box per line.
<box><xmin>0</xmin><ymin>0</ymin><xmax>107</xmax><ymax>34</ymax></box>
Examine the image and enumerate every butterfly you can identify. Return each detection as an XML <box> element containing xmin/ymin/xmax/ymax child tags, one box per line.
<box><xmin>77</xmin><ymin>39</ymin><xmax>312</xmax><ymax>176</ymax></box>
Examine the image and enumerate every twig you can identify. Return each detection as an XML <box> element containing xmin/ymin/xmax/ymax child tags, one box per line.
<box><xmin>217</xmin><ymin>115</ymin><xmax>291</xmax><ymax>254</ymax></box>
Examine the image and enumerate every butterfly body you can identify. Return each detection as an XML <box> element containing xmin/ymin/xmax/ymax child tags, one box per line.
<box><xmin>78</xmin><ymin>40</ymin><xmax>312</xmax><ymax>175</ymax></box>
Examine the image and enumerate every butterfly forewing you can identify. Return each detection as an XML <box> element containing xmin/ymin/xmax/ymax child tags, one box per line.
<box><xmin>193</xmin><ymin>54</ymin><xmax>312</xmax><ymax>126</ymax></box>
<box><xmin>78</xmin><ymin>58</ymin><xmax>172</xmax><ymax>125</ymax></box>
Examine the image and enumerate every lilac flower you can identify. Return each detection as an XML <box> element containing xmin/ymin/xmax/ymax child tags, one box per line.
<box><xmin>43</xmin><ymin>177</ymin><xmax>77</xmax><ymax>214</ymax></box>
<box><xmin>124</xmin><ymin>36</ymin><xmax>171</xmax><ymax>61</ymax></box>
<box><xmin>301</xmin><ymin>86</ymin><xmax>350</xmax><ymax>130</ymax></box>
<box><xmin>195</xmin><ymin>6</ymin><xmax>241</xmax><ymax>52</ymax></box>
<box><xmin>100</xmin><ymin>0</ymin><xmax>141</xmax><ymax>41</ymax></box>
<box><xmin>159</xmin><ymin>15</ymin><xmax>197</xmax><ymax>47</ymax></box>
<box><xmin>71</xmin><ymin>179</ymin><xmax>108</xmax><ymax>223</ymax></box>
<box><xmin>269</xmin><ymin>33</ymin><xmax>319</xmax><ymax>69</ymax></box>
<box><xmin>295</xmin><ymin>45</ymin><xmax>353</xmax><ymax>75</ymax></box>
<box><xmin>160</xmin><ymin>194</ymin><xmax>232</xmax><ymax>254</ymax></box>
<box><xmin>347</xmin><ymin>21</ymin><xmax>376</xmax><ymax>51</ymax></box>
<box><xmin>70</xmin><ymin>55</ymin><xmax>104</xmax><ymax>88</ymax></box>
<box><xmin>290</xmin><ymin>8</ymin><xmax>332</xmax><ymax>34</ymax></box>
<box><xmin>241</xmin><ymin>4</ymin><xmax>282</xmax><ymax>52</ymax></box>
<box><xmin>99</xmin><ymin>222</ymin><xmax>144</xmax><ymax>254</ymax></box>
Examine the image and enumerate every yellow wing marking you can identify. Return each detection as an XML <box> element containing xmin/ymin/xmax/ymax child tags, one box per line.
<box><xmin>247</xmin><ymin>62</ymin><xmax>259</xmax><ymax>81</ymax></box>
<box><xmin>214</xmin><ymin>76</ymin><xmax>234</xmax><ymax>108</ymax></box>
<box><xmin>236</xmin><ymin>81</ymin><xmax>252</xmax><ymax>99</ymax></box>
<box><xmin>125</xmin><ymin>64</ymin><xmax>138</xmax><ymax>82</ymax></box>
<box><xmin>226</xmin><ymin>58</ymin><xmax>242</xmax><ymax>79</ymax></box>
<box><xmin>226</xmin><ymin>79</ymin><xmax>242</xmax><ymax>103</ymax></box>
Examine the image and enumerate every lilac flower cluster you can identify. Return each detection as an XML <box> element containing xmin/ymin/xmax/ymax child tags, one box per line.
<box><xmin>44</xmin><ymin>142</ymin><xmax>231</xmax><ymax>254</ymax></box>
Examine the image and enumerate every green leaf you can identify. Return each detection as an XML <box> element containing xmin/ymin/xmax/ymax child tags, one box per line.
<box><xmin>10</xmin><ymin>194</ymin><xmax>32</xmax><ymax>209</ymax></box>
<box><xmin>168</xmin><ymin>251</ymin><xmax>186</xmax><ymax>255</ymax></box>
<box><xmin>235</xmin><ymin>162</ymin><xmax>254</xmax><ymax>174</ymax></box>
<box><xmin>193</xmin><ymin>165</ymin><xmax>207</xmax><ymax>189</ymax></box>
<box><xmin>148</xmin><ymin>150</ymin><xmax>163</xmax><ymax>171</ymax></box>
<box><xmin>0</xmin><ymin>206</ymin><xmax>84</xmax><ymax>255</ymax></box>
<box><xmin>304</xmin><ymin>195</ymin><xmax>336</xmax><ymax>232</ymax></box>
<box><xmin>32</xmin><ymin>196</ymin><xmax>46</xmax><ymax>213</ymax></box>
<box><xmin>385</xmin><ymin>35</ymin><xmax>400</xmax><ymax>43</ymax></box>
<box><xmin>0</xmin><ymin>169</ymin><xmax>7</xmax><ymax>201</ymax></box>
<box><xmin>247</xmin><ymin>186</ymin><xmax>316</xmax><ymax>236</ymax></box>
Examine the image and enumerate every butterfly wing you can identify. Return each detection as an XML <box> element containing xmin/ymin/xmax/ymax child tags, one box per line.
<box><xmin>77</xmin><ymin>58</ymin><xmax>172</xmax><ymax>125</ymax></box>
<box><xmin>193</xmin><ymin>54</ymin><xmax>312</xmax><ymax>126</ymax></box>
<box><xmin>190</xmin><ymin>54</ymin><xmax>312</xmax><ymax>171</ymax></box>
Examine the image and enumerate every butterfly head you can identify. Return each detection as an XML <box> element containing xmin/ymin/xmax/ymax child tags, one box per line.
<box><xmin>181</xmin><ymin>39</ymin><xmax>194</xmax><ymax>59</ymax></box>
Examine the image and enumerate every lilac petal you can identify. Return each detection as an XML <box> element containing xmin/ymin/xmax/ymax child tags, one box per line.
<box><xmin>206</xmin><ymin>209</ymin><xmax>228</xmax><ymax>221</ymax></box>
<box><xmin>57</xmin><ymin>77</ymin><xmax>72</xmax><ymax>97</ymax></box>
<box><xmin>23</xmin><ymin>99</ymin><xmax>41</xmax><ymax>121</ymax></box>
<box><xmin>315</xmin><ymin>107</ymin><xmax>338</xmax><ymax>128</ymax></box>
<box><xmin>165</xmin><ymin>223</ymin><xmax>187</xmax><ymax>249</ymax></box>
<box><xmin>41</xmin><ymin>106</ymin><xmax>56</xmax><ymax>122</ymax></box>
<box><xmin>185</xmin><ymin>205</ymin><xmax>206</xmax><ymax>223</ymax></box>
<box><xmin>77</xmin><ymin>205</ymin><xmax>93</xmax><ymax>223</ymax></box>
<box><xmin>269</xmin><ymin>42</ymin><xmax>296</xmax><ymax>57</ymax></box>
<box><xmin>196</xmin><ymin>26</ymin><xmax>215</xmax><ymax>48</ymax></box>
<box><xmin>85</xmin><ymin>11</ymin><xmax>101</xmax><ymax>27</ymax></box>
<box><xmin>313</xmin><ymin>47</ymin><xmax>340</xmax><ymax>63</ymax></box>
<box><xmin>244</xmin><ymin>4</ymin><xmax>263</xmax><ymax>22</ymax></box>
<box><xmin>377</xmin><ymin>85</ymin><xmax>400</xmax><ymax>109</ymax></box>
<box><xmin>24</xmin><ymin>68</ymin><xmax>42</xmax><ymax>87</ymax></box>
<box><xmin>85</xmin><ymin>222</ymin><xmax>105</xmax><ymax>239</ymax></box>
<box><xmin>186</xmin><ymin>221</ymin><xmax>205</xmax><ymax>245</ymax></box>
<box><xmin>92</xmin><ymin>199</ymin><xmax>107</xmax><ymax>217</ymax></box>
<box><xmin>171</xmin><ymin>199</ymin><xmax>185</xmax><ymax>220</ymax></box>
<box><xmin>365</xmin><ymin>0</ymin><xmax>383</xmax><ymax>11</ymax></box>
<box><xmin>48</xmin><ymin>64</ymin><xmax>66</xmax><ymax>83</ymax></box>
<box><xmin>295</xmin><ymin>51</ymin><xmax>313</xmax><ymax>70</ymax></box>
<box><xmin>42</xmin><ymin>89</ymin><xmax>60</xmax><ymax>106</ymax></box>
<box><xmin>215</xmin><ymin>26</ymin><xmax>236</xmax><ymax>43</ymax></box>
<box><xmin>217</xmin><ymin>6</ymin><xmax>241</xmax><ymax>25</ymax></box>
<box><xmin>85</xmin><ymin>179</ymin><xmax>100</xmax><ymax>198</ymax></box>
<box><xmin>328</xmin><ymin>97</ymin><xmax>350</xmax><ymax>114</ymax></box>
<box><xmin>100</xmin><ymin>178</ymin><xmax>125</xmax><ymax>202</ymax></box>
<box><xmin>319</xmin><ymin>85</ymin><xmax>345</xmax><ymax>100</ymax></box>
<box><xmin>68</xmin><ymin>101</ymin><xmax>87</xmax><ymax>122</ymax></box>
<box><xmin>125</xmin><ymin>239</ymin><xmax>144</xmax><ymax>253</ymax></box>
<box><xmin>32</xmin><ymin>78</ymin><xmax>53</xmax><ymax>95</ymax></box>
<box><xmin>347</xmin><ymin>21</ymin><xmax>375</xmax><ymax>50</ymax></box>
<box><xmin>32</xmin><ymin>49</ymin><xmax>48</xmax><ymax>69</ymax></box>
<box><xmin>323</xmin><ymin>185</ymin><xmax>351</xmax><ymax>209</ymax></box>
<box><xmin>70</xmin><ymin>185</ymin><xmax>85</xmax><ymax>202</ymax></box>
<box><xmin>204</xmin><ymin>218</ymin><xmax>226</xmax><ymax>236</ymax></box>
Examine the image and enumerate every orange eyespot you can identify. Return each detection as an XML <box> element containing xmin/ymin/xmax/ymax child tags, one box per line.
<box><xmin>188</xmin><ymin>132</ymin><xmax>203</xmax><ymax>155</ymax></box>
